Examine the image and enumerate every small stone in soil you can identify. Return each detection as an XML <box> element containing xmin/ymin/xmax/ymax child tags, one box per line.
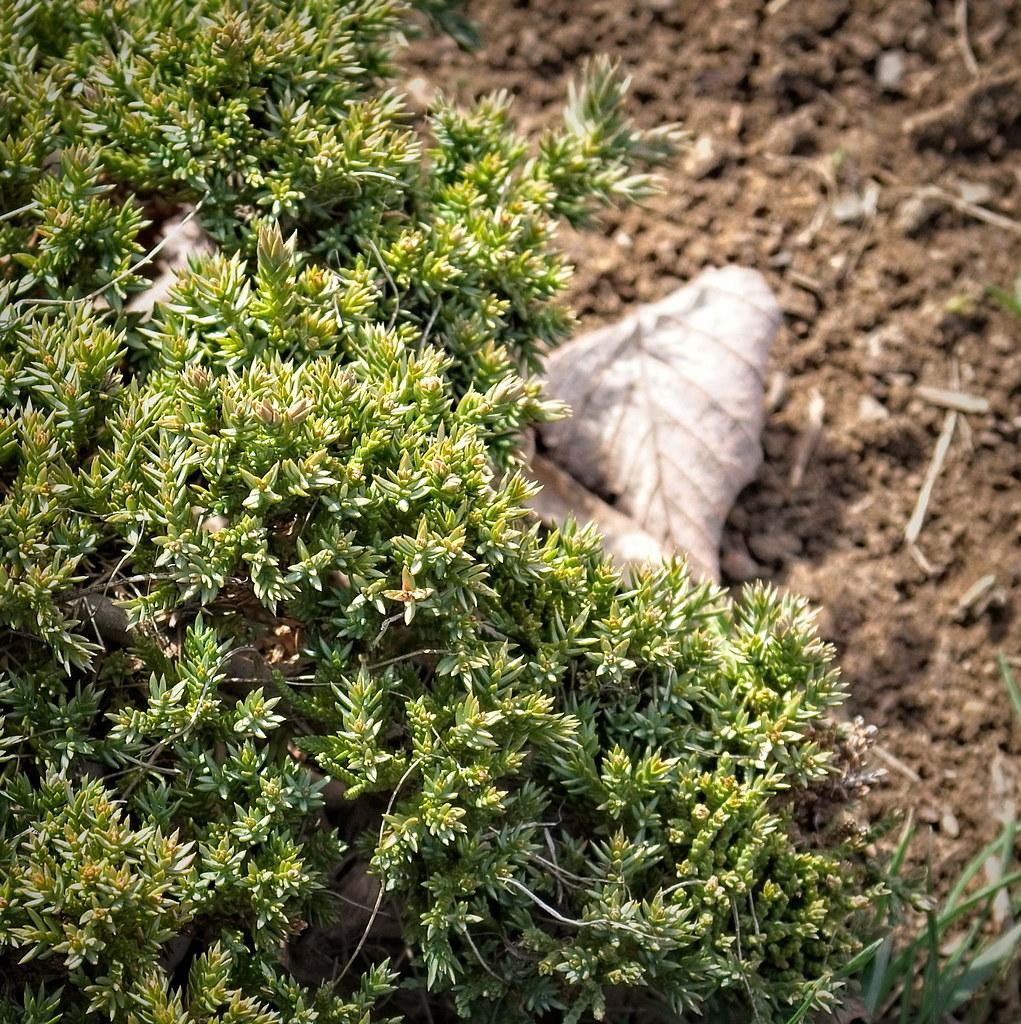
<box><xmin>832</xmin><ymin>183</ymin><xmax>880</xmax><ymax>224</ymax></box>
<box><xmin>684</xmin><ymin>134</ymin><xmax>726</xmax><ymax>179</ymax></box>
<box><xmin>918</xmin><ymin>804</ymin><xmax>940</xmax><ymax>825</ymax></box>
<box><xmin>748</xmin><ymin>531</ymin><xmax>803</xmax><ymax>564</ymax></box>
<box><xmin>957</xmin><ymin>180</ymin><xmax>993</xmax><ymax>206</ymax></box>
<box><xmin>763</xmin><ymin>109</ymin><xmax>816</xmax><ymax>156</ymax></box>
<box><xmin>989</xmin><ymin>332</ymin><xmax>1013</xmax><ymax>355</ymax></box>
<box><xmin>403</xmin><ymin>76</ymin><xmax>436</xmax><ymax>112</ymax></box>
<box><xmin>894</xmin><ymin>194</ymin><xmax>938</xmax><ymax>235</ymax></box>
<box><xmin>876</xmin><ymin>49</ymin><xmax>907</xmax><ymax>91</ymax></box>
<box><xmin>858</xmin><ymin>395</ymin><xmax>891</xmax><ymax>422</ymax></box>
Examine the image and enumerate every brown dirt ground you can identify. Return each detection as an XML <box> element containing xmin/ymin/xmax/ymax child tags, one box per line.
<box><xmin>405</xmin><ymin>0</ymin><xmax>1021</xmax><ymax>1010</ymax></box>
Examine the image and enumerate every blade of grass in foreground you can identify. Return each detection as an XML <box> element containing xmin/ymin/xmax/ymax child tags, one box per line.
<box><xmin>843</xmin><ymin>654</ymin><xmax>1021</xmax><ymax>1023</ymax></box>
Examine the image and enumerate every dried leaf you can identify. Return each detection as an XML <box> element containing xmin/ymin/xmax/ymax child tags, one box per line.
<box><xmin>528</xmin><ymin>453</ymin><xmax>665</xmax><ymax>566</ymax></box>
<box><xmin>538</xmin><ymin>265</ymin><xmax>780</xmax><ymax>580</ymax></box>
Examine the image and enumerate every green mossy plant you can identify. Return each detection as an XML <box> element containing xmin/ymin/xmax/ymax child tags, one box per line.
<box><xmin>0</xmin><ymin>2</ymin><xmax>878</xmax><ymax>1022</ymax></box>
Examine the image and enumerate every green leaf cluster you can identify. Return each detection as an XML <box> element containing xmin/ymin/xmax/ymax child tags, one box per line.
<box><xmin>0</xmin><ymin>1</ymin><xmax>876</xmax><ymax>1022</ymax></box>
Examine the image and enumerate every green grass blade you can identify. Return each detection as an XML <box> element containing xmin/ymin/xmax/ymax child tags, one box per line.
<box><xmin>988</xmin><ymin>283</ymin><xmax>1021</xmax><ymax>318</ymax></box>
<box><xmin>783</xmin><ymin>977</ymin><xmax>825</xmax><ymax>1024</ymax></box>
<box><xmin>930</xmin><ymin>916</ymin><xmax>988</xmax><ymax>1019</ymax></box>
<box><xmin>945</xmin><ymin>827</ymin><xmax>1013</xmax><ymax>916</ymax></box>
<box><xmin>941</xmin><ymin>915</ymin><xmax>990</xmax><ymax>983</ymax></box>
<box><xmin>998</xmin><ymin>654</ymin><xmax>1021</xmax><ymax>726</ymax></box>
<box><xmin>844</xmin><ymin>937</ymin><xmax>885</xmax><ymax>975</ymax></box>
<box><xmin>897</xmin><ymin>947</ymin><xmax>916</xmax><ymax>1024</ymax></box>
<box><xmin>861</xmin><ymin>932</ymin><xmax>896</xmax><ymax>1015</ymax></box>
<box><xmin>936</xmin><ymin>868</ymin><xmax>1021</xmax><ymax>934</ymax></box>
<box><xmin>917</xmin><ymin>911</ymin><xmax>942</xmax><ymax>1022</ymax></box>
<box><xmin>944</xmin><ymin>919</ymin><xmax>1021</xmax><ymax>1011</ymax></box>
<box><xmin>860</xmin><ymin>817</ymin><xmax>917</xmax><ymax>1014</ymax></box>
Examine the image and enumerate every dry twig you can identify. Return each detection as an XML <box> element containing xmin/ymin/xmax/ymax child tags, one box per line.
<box><xmin>904</xmin><ymin>410</ymin><xmax>957</xmax><ymax>545</ymax></box>
<box><xmin>13</xmin><ymin>199</ymin><xmax>207</xmax><ymax>312</ymax></box>
<box><xmin>789</xmin><ymin>389</ymin><xmax>825</xmax><ymax>490</ymax></box>
<box><xmin>336</xmin><ymin>756</ymin><xmax>423</xmax><ymax>982</ymax></box>
<box><xmin>915</xmin><ymin>385</ymin><xmax>989</xmax><ymax>415</ymax></box>
<box><xmin>955</xmin><ymin>0</ymin><xmax>980</xmax><ymax>78</ymax></box>
<box><xmin>954</xmin><ymin>573</ymin><xmax>997</xmax><ymax>621</ymax></box>
<box><xmin>872</xmin><ymin>745</ymin><xmax>922</xmax><ymax>785</ymax></box>
<box><xmin>914</xmin><ymin>184</ymin><xmax>1021</xmax><ymax>235</ymax></box>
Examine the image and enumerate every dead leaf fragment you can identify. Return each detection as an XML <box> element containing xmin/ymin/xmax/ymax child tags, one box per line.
<box><xmin>528</xmin><ymin>454</ymin><xmax>665</xmax><ymax>566</ymax></box>
<box><xmin>538</xmin><ymin>265</ymin><xmax>780</xmax><ymax>580</ymax></box>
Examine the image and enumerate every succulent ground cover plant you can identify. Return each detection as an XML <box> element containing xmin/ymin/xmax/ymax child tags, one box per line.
<box><xmin>0</xmin><ymin>1</ymin><xmax>880</xmax><ymax>1021</ymax></box>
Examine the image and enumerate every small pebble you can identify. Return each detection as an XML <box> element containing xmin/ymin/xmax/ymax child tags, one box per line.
<box><xmin>941</xmin><ymin>811</ymin><xmax>960</xmax><ymax>838</ymax></box>
<box><xmin>858</xmin><ymin>395</ymin><xmax>890</xmax><ymax>422</ymax></box>
<box><xmin>858</xmin><ymin>323</ymin><xmax>905</xmax><ymax>364</ymax></box>
<box><xmin>833</xmin><ymin>193</ymin><xmax>865</xmax><ymax>223</ymax></box>
<box><xmin>727</xmin><ymin>103</ymin><xmax>744</xmax><ymax>135</ymax></box>
<box><xmin>764</xmin><ymin>109</ymin><xmax>816</xmax><ymax>156</ymax></box>
<box><xmin>895</xmin><ymin>194</ymin><xmax>937</xmax><ymax>234</ymax></box>
<box><xmin>832</xmin><ymin>183</ymin><xmax>880</xmax><ymax>224</ymax></box>
<box><xmin>918</xmin><ymin>805</ymin><xmax>940</xmax><ymax>825</ymax></box>
<box><xmin>403</xmin><ymin>76</ymin><xmax>436</xmax><ymax>112</ymax></box>
<box><xmin>748</xmin><ymin>531</ymin><xmax>803</xmax><ymax>564</ymax></box>
<box><xmin>885</xmin><ymin>371</ymin><xmax>915</xmax><ymax>388</ymax></box>
<box><xmin>684</xmin><ymin>134</ymin><xmax>726</xmax><ymax>179</ymax></box>
<box><xmin>958</xmin><ymin>180</ymin><xmax>993</xmax><ymax>206</ymax></box>
<box><xmin>828</xmin><ymin>252</ymin><xmax>848</xmax><ymax>274</ymax></box>
<box><xmin>876</xmin><ymin>49</ymin><xmax>906</xmax><ymax>91</ymax></box>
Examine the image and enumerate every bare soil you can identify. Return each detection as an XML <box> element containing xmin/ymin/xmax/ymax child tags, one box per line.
<box><xmin>405</xmin><ymin>0</ymin><xmax>1021</xmax><ymax>1006</ymax></box>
